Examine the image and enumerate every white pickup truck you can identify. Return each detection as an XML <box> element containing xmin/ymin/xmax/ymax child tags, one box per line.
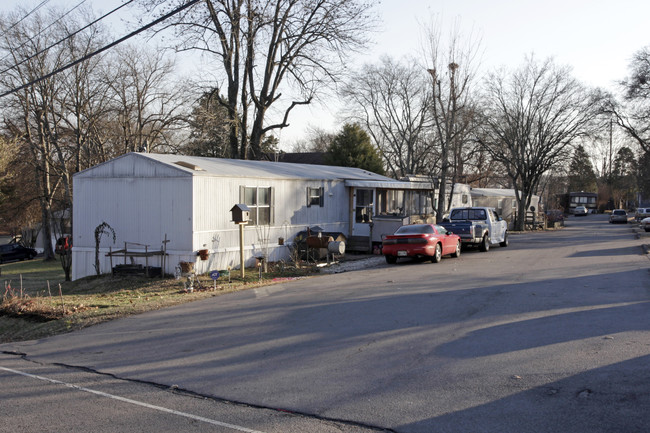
<box><xmin>439</xmin><ymin>207</ymin><xmax>509</xmax><ymax>252</ymax></box>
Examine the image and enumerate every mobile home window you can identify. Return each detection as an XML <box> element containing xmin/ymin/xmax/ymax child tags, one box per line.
<box><xmin>241</xmin><ymin>186</ymin><xmax>273</xmax><ymax>225</ymax></box>
<box><xmin>355</xmin><ymin>189</ymin><xmax>374</xmax><ymax>223</ymax></box>
<box><xmin>377</xmin><ymin>189</ymin><xmax>404</xmax><ymax>215</ymax></box>
<box><xmin>307</xmin><ymin>187</ymin><xmax>324</xmax><ymax>207</ymax></box>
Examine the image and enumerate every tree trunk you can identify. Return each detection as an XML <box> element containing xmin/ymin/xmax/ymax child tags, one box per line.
<box><xmin>436</xmin><ymin>147</ymin><xmax>449</xmax><ymax>223</ymax></box>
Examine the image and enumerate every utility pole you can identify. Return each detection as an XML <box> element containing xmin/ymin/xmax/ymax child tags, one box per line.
<box><xmin>609</xmin><ymin>119</ymin><xmax>613</xmax><ymax>177</ymax></box>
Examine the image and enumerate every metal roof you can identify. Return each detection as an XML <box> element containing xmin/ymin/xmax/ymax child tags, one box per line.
<box><xmin>471</xmin><ymin>188</ymin><xmax>519</xmax><ymax>197</ymax></box>
<box><xmin>471</xmin><ymin>188</ymin><xmax>539</xmax><ymax>199</ymax></box>
<box><xmin>135</xmin><ymin>152</ymin><xmax>396</xmax><ymax>181</ymax></box>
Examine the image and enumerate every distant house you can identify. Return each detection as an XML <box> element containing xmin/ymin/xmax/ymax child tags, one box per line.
<box><xmin>566</xmin><ymin>191</ymin><xmax>598</xmax><ymax>214</ymax></box>
<box><xmin>71</xmin><ymin>153</ymin><xmax>439</xmax><ymax>280</ymax></box>
<box><xmin>470</xmin><ymin>188</ymin><xmax>541</xmax><ymax>229</ymax></box>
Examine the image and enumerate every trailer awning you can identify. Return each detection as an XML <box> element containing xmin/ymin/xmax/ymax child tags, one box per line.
<box><xmin>344</xmin><ymin>180</ymin><xmax>434</xmax><ymax>190</ymax></box>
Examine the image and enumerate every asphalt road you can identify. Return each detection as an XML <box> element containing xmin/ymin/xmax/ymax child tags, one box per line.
<box><xmin>2</xmin><ymin>214</ymin><xmax>649</xmax><ymax>433</ymax></box>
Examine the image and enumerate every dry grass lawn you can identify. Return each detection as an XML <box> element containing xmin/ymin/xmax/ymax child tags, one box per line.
<box><xmin>1</xmin><ymin>258</ymin><xmax>312</xmax><ymax>343</ymax></box>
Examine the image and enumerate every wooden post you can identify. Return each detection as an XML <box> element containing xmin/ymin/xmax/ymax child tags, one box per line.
<box><xmin>239</xmin><ymin>223</ymin><xmax>245</xmax><ymax>278</ymax></box>
<box><xmin>161</xmin><ymin>234</ymin><xmax>169</xmax><ymax>279</ymax></box>
<box><xmin>145</xmin><ymin>245</ymin><xmax>149</xmax><ymax>277</ymax></box>
<box><xmin>109</xmin><ymin>246</ymin><xmax>113</xmax><ymax>274</ymax></box>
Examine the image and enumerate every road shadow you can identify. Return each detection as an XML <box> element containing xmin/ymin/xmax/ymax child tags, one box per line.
<box><xmin>3</xmin><ymin>216</ymin><xmax>648</xmax><ymax>431</ymax></box>
<box><xmin>395</xmin><ymin>354</ymin><xmax>650</xmax><ymax>433</ymax></box>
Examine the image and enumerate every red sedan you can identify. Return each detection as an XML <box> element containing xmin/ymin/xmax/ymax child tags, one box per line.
<box><xmin>382</xmin><ymin>224</ymin><xmax>461</xmax><ymax>264</ymax></box>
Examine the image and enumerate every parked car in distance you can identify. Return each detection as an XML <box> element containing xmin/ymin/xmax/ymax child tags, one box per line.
<box><xmin>382</xmin><ymin>224</ymin><xmax>461</xmax><ymax>264</ymax></box>
<box><xmin>55</xmin><ymin>235</ymin><xmax>72</xmax><ymax>254</ymax></box>
<box><xmin>574</xmin><ymin>205</ymin><xmax>588</xmax><ymax>216</ymax></box>
<box><xmin>0</xmin><ymin>243</ymin><xmax>37</xmax><ymax>263</ymax></box>
<box><xmin>609</xmin><ymin>209</ymin><xmax>629</xmax><ymax>224</ymax></box>
<box><xmin>635</xmin><ymin>207</ymin><xmax>650</xmax><ymax>222</ymax></box>
<box><xmin>640</xmin><ymin>217</ymin><xmax>650</xmax><ymax>232</ymax></box>
<box><xmin>439</xmin><ymin>206</ymin><xmax>508</xmax><ymax>252</ymax></box>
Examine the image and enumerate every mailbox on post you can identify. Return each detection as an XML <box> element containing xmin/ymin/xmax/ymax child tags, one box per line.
<box><xmin>231</xmin><ymin>204</ymin><xmax>250</xmax><ymax>278</ymax></box>
<box><xmin>230</xmin><ymin>204</ymin><xmax>250</xmax><ymax>224</ymax></box>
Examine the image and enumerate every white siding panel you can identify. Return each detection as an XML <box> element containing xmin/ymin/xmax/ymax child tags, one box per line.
<box><xmin>72</xmin><ymin>175</ymin><xmax>193</xmax><ymax>279</ymax></box>
<box><xmin>183</xmin><ymin>177</ymin><xmax>350</xmax><ymax>277</ymax></box>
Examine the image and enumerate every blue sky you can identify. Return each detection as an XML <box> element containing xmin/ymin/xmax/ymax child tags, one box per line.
<box><xmin>2</xmin><ymin>0</ymin><xmax>649</xmax><ymax>146</ymax></box>
<box><xmin>283</xmin><ymin>0</ymin><xmax>650</xmax><ymax>146</ymax></box>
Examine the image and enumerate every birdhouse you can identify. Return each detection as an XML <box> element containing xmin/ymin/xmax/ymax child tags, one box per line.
<box><xmin>230</xmin><ymin>204</ymin><xmax>251</xmax><ymax>224</ymax></box>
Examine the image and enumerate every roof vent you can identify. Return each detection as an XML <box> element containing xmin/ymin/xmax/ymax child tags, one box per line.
<box><xmin>174</xmin><ymin>161</ymin><xmax>204</xmax><ymax>171</ymax></box>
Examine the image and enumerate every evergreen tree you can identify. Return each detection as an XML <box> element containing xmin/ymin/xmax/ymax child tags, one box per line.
<box><xmin>611</xmin><ymin>146</ymin><xmax>637</xmax><ymax>208</ymax></box>
<box><xmin>325</xmin><ymin>124</ymin><xmax>385</xmax><ymax>175</ymax></box>
<box><xmin>638</xmin><ymin>151</ymin><xmax>650</xmax><ymax>201</ymax></box>
<box><xmin>184</xmin><ymin>90</ymin><xmax>232</xmax><ymax>158</ymax></box>
<box><xmin>567</xmin><ymin>145</ymin><xmax>597</xmax><ymax>192</ymax></box>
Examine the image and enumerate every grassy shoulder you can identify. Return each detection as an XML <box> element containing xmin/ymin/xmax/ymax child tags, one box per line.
<box><xmin>1</xmin><ymin>258</ymin><xmax>313</xmax><ymax>343</ymax></box>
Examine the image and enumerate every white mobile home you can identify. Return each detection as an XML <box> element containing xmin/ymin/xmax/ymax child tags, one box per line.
<box><xmin>470</xmin><ymin>188</ymin><xmax>541</xmax><ymax>228</ymax></box>
<box><xmin>72</xmin><ymin>153</ymin><xmax>437</xmax><ymax>280</ymax></box>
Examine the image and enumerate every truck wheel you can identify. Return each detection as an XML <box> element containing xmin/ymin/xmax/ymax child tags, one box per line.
<box><xmin>479</xmin><ymin>235</ymin><xmax>490</xmax><ymax>252</ymax></box>
<box><xmin>385</xmin><ymin>255</ymin><xmax>397</xmax><ymax>264</ymax></box>
<box><xmin>500</xmin><ymin>231</ymin><xmax>509</xmax><ymax>247</ymax></box>
<box><xmin>451</xmin><ymin>241</ymin><xmax>461</xmax><ymax>258</ymax></box>
<box><xmin>431</xmin><ymin>243</ymin><xmax>442</xmax><ymax>263</ymax></box>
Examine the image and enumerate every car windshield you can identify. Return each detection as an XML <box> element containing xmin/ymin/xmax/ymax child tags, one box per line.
<box><xmin>613</xmin><ymin>210</ymin><xmax>626</xmax><ymax>215</ymax></box>
<box><xmin>450</xmin><ymin>208</ymin><xmax>487</xmax><ymax>220</ymax></box>
<box><xmin>395</xmin><ymin>225</ymin><xmax>434</xmax><ymax>235</ymax></box>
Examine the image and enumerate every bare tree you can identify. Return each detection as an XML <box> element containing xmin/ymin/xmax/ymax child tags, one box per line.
<box><xmin>604</xmin><ymin>46</ymin><xmax>650</xmax><ymax>153</ymax></box>
<box><xmin>104</xmin><ymin>44</ymin><xmax>189</xmax><ymax>155</ymax></box>
<box><xmin>478</xmin><ymin>56</ymin><xmax>601</xmax><ymax>230</ymax></box>
<box><xmin>422</xmin><ymin>17</ymin><xmax>482</xmax><ymax>221</ymax></box>
<box><xmin>0</xmin><ymin>5</ymin><xmax>188</xmax><ymax>259</ymax></box>
<box><xmin>341</xmin><ymin>56</ymin><xmax>434</xmax><ymax>178</ymax></box>
<box><xmin>290</xmin><ymin>126</ymin><xmax>334</xmax><ymax>152</ymax></box>
<box><xmin>0</xmin><ymin>8</ymin><xmax>71</xmax><ymax>259</ymax></box>
<box><xmin>143</xmin><ymin>0</ymin><xmax>376</xmax><ymax>159</ymax></box>
<box><xmin>58</xmin><ymin>14</ymin><xmax>115</xmax><ymax>170</ymax></box>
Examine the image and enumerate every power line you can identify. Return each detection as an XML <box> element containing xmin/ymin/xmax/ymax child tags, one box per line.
<box><xmin>0</xmin><ymin>0</ymin><xmax>201</xmax><ymax>100</ymax></box>
<box><xmin>0</xmin><ymin>0</ymin><xmax>136</xmax><ymax>76</ymax></box>
<box><xmin>0</xmin><ymin>0</ymin><xmax>51</xmax><ymax>40</ymax></box>
<box><xmin>0</xmin><ymin>0</ymin><xmax>90</xmax><ymax>65</ymax></box>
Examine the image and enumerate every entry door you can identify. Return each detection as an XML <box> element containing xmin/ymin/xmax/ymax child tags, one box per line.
<box><xmin>352</xmin><ymin>188</ymin><xmax>374</xmax><ymax>237</ymax></box>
